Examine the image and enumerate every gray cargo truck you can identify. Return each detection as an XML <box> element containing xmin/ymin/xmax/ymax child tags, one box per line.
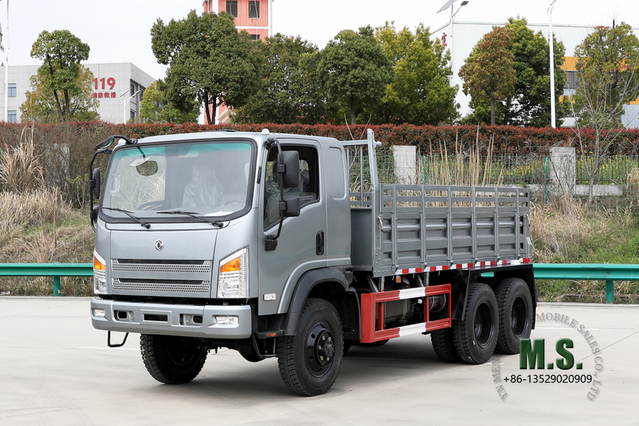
<box><xmin>89</xmin><ymin>129</ymin><xmax>535</xmax><ymax>396</ymax></box>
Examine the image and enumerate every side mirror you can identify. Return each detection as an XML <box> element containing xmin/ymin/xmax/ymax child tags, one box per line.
<box><xmin>90</xmin><ymin>168</ymin><xmax>101</xmax><ymax>199</ymax></box>
<box><xmin>281</xmin><ymin>196</ymin><xmax>300</xmax><ymax>217</ymax></box>
<box><xmin>280</xmin><ymin>151</ymin><xmax>300</xmax><ymax>188</ymax></box>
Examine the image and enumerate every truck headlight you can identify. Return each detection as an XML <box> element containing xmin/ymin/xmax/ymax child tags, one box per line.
<box><xmin>218</xmin><ymin>248</ymin><xmax>248</xmax><ymax>298</ymax></box>
<box><xmin>93</xmin><ymin>250</ymin><xmax>107</xmax><ymax>295</ymax></box>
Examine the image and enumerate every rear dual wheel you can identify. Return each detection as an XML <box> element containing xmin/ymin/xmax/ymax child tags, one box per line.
<box><xmin>431</xmin><ymin>328</ymin><xmax>461</xmax><ymax>363</ymax></box>
<box><xmin>496</xmin><ymin>278</ymin><xmax>533</xmax><ymax>354</ymax></box>
<box><xmin>453</xmin><ymin>283</ymin><xmax>499</xmax><ymax>364</ymax></box>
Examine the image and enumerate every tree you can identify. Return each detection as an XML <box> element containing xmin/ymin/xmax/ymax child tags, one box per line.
<box><xmin>317</xmin><ymin>26</ymin><xmax>394</xmax><ymax>125</ymax></box>
<box><xmin>21</xmin><ymin>65</ymin><xmax>99</xmax><ymax>123</ymax></box>
<box><xmin>505</xmin><ymin>18</ymin><xmax>567</xmax><ymax>127</ymax></box>
<box><xmin>466</xmin><ymin>18</ymin><xmax>567</xmax><ymax>127</ymax></box>
<box><xmin>140</xmin><ymin>80</ymin><xmax>199</xmax><ymax>123</ymax></box>
<box><xmin>459</xmin><ymin>26</ymin><xmax>516</xmax><ymax>125</ymax></box>
<box><xmin>234</xmin><ymin>34</ymin><xmax>329</xmax><ymax>124</ymax></box>
<box><xmin>374</xmin><ymin>22</ymin><xmax>458</xmax><ymax>125</ymax></box>
<box><xmin>570</xmin><ymin>20</ymin><xmax>639</xmax><ymax>203</ymax></box>
<box><xmin>29</xmin><ymin>30</ymin><xmax>92</xmax><ymax>122</ymax></box>
<box><xmin>151</xmin><ymin>11</ymin><xmax>260</xmax><ymax>125</ymax></box>
<box><xmin>573</xmin><ymin>20</ymin><xmax>639</xmax><ymax>128</ymax></box>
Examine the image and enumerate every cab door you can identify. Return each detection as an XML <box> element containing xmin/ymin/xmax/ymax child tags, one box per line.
<box><xmin>257</xmin><ymin>139</ymin><xmax>327</xmax><ymax>315</ymax></box>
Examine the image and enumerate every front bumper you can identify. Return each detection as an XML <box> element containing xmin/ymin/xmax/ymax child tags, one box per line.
<box><xmin>91</xmin><ymin>298</ymin><xmax>252</xmax><ymax>339</ymax></box>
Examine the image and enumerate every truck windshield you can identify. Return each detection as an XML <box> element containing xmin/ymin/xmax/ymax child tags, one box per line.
<box><xmin>101</xmin><ymin>141</ymin><xmax>254</xmax><ymax>221</ymax></box>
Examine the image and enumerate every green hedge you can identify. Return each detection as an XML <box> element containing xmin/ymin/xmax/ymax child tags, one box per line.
<box><xmin>120</xmin><ymin>122</ymin><xmax>639</xmax><ymax>155</ymax></box>
<box><xmin>4</xmin><ymin>121</ymin><xmax>639</xmax><ymax>154</ymax></box>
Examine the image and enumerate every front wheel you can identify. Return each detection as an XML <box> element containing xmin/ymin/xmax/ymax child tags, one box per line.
<box><xmin>140</xmin><ymin>335</ymin><xmax>208</xmax><ymax>384</ymax></box>
<box><xmin>453</xmin><ymin>283</ymin><xmax>499</xmax><ymax>364</ymax></box>
<box><xmin>277</xmin><ymin>298</ymin><xmax>344</xmax><ymax>396</ymax></box>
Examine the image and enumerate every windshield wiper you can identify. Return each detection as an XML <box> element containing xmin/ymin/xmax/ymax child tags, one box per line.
<box><xmin>102</xmin><ymin>207</ymin><xmax>151</xmax><ymax>229</ymax></box>
<box><xmin>157</xmin><ymin>210</ymin><xmax>223</xmax><ymax>227</ymax></box>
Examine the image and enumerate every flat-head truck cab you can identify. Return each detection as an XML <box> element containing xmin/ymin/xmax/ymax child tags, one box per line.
<box><xmin>90</xmin><ymin>129</ymin><xmax>535</xmax><ymax>396</ymax></box>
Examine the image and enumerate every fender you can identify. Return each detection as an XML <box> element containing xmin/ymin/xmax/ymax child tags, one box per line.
<box><xmin>282</xmin><ymin>267</ymin><xmax>350</xmax><ymax>336</ymax></box>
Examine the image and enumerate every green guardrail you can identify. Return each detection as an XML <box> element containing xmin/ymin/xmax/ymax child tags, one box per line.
<box><xmin>533</xmin><ymin>263</ymin><xmax>639</xmax><ymax>304</ymax></box>
<box><xmin>0</xmin><ymin>262</ymin><xmax>636</xmax><ymax>302</ymax></box>
<box><xmin>0</xmin><ymin>263</ymin><xmax>93</xmax><ymax>296</ymax></box>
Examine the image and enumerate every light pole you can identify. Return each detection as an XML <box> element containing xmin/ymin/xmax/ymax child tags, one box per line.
<box><xmin>436</xmin><ymin>0</ymin><xmax>469</xmax><ymax>74</ymax></box>
<box><xmin>121</xmin><ymin>89</ymin><xmax>141</xmax><ymax>124</ymax></box>
<box><xmin>548</xmin><ymin>0</ymin><xmax>557</xmax><ymax>128</ymax></box>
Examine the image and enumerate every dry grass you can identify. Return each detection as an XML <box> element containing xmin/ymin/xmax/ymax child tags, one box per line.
<box><xmin>531</xmin><ymin>196</ymin><xmax>594</xmax><ymax>264</ymax></box>
<box><xmin>531</xmin><ymin>194</ymin><xmax>639</xmax><ymax>301</ymax></box>
<box><xmin>0</xmin><ymin>127</ymin><xmax>93</xmax><ymax>295</ymax></box>
<box><xmin>0</xmin><ymin>189</ymin><xmax>71</xmax><ymax>243</ymax></box>
<box><xmin>530</xmin><ymin>195</ymin><xmax>635</xmax><ymax>264</ymax></box>
<box><xmin>626</xmin><ymin>169</ymin><xmax>639</xmax><ymax>205</ymax></box>
<box><xmin>426</xmin><ymin>132</ymin><xmax>504</xmax><ymax>187</ymax></box>
<box><xmin>0</xmin><ymin>209</ymin><xmax>94</xmax><ymax>295</ymax></box>
<box><xmin>0</xmin><ymin>125</ymin><xmax>44</xmax><ymax>193</ymax></box>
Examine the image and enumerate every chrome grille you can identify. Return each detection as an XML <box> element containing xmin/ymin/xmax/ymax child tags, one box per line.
<box><xmin>112</xmin><ymin>260</ymin><xmax>212</xmax><ymax>274</ymax></box>
<box><xmin>113</xmin><ymin>279</ymin><xmax>211</xmax><ymax>294</ymax></box>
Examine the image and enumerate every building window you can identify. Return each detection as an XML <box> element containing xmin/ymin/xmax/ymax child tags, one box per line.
<box><xmin>250</xmin><ymin>34</ymin><xmax>261</xmax><ymax>41</ymax></box>
<box><xmin>565</xmin><ymin>71</ymin><xmax>579</xmax><ymax>90</ymax></box>
<box><xmin>8</xmin><ymin>110</ymin><xmax>17</xmax><ymax>123</ymax></box>
<box><xmin>226</xmin><ymin>1</ymin><xmax>238</xmax><ymax>17</ymax></box>
<box><xmin>248</xmin><ymin>1</ymin><xmax>260</xmax><ymax>18</ymax></box>
<box><xmin>8</xmin><ymin>83</ymin><xmax>16</xmax><ymax>97</ymax></box>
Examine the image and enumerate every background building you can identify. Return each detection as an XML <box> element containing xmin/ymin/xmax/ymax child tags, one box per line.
<box><xmin>0</xmin><ymin>62</ymin><xmax>155</xmax><ymax>124</ymax></box>
<box><xmin>203</xmin><ymin>0</ymin><xmax>272</xmax><ymax>40</ymax></box>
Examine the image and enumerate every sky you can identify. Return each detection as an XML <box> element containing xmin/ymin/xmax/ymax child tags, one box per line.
<box><xmin>2</xmin><ymin>0</ymin><xmax>638</xmax><ymax>80</ymax></box>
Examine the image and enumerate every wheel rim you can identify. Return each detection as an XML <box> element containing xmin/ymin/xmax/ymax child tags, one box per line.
<box><xmin>474</xmin><ymin>302</ymin><xmax>495</xmax><ymax>348</ymax></box>
<box><xmin>165</xmin><ymin>337</ymin><xmax>199</xmax><ymax>367</ymax></box>
<box><xmin>305</xmin><ymin>323</ymin><xmax>336</xmax><ymax>377</ymax></box>
<box><xmin>511</xmin><ymin>296</ymin><xmax>528</xmax><ymax>337</ymax></box>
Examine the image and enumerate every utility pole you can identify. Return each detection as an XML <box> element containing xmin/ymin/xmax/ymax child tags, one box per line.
<box><xmin>2</xmin><ymin>0</ymin><xmax>8</xmax><ymax>122</ymax></box>
<box><xmin>549</xmin><ymin>0</ymin><xmax>557</xmax><ymax>128</ymax></box>
<box><xmin>121</xmin><ymin>89</ymin><xmax>141</xmax><ymax>123</ymax></box>
<box><xmin>436</xmin><ymin>0</ymin><xmax>469</xmax><ymax>77</ymax></box>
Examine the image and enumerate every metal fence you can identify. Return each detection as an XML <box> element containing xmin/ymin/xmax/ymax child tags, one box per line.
<box><xmin>374</xmin><ymin>150</ymin><xmax>639</xmax><ymax>204</ymax></box>
<box><xmin>575</xmin><ymin>155</ymin><xmax>639</xmax><ymax>185</ymax></box>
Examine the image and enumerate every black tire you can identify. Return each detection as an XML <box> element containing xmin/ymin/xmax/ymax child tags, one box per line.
<box><xmin>277</xmin><ymin>298</ymin><xmax>343</xmax><ymax>396</ymax></box>
<box><xmin>453</xmin><ymin>283</ymin><xmax>499</xmax><ymax>364</ymax></box>
<box><xmin>495</xmin><ymin>278</ymin><xmax>533</xmax><ymax>354</ymax></box>
<box><xmin>431</xmin><ymin>328</ymin><xmax>461</xmax><ymax>363</ymax></box>
<box><xmin>140</xmin><ymin>335</ymin><xmax>207</xmax><ymax>384</ymax></box>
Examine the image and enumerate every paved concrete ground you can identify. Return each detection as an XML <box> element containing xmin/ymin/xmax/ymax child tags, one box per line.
<box><xmin>0</xmin><ymin>297</ymin><xmax>637</xmax><ymax>426</ymax></box>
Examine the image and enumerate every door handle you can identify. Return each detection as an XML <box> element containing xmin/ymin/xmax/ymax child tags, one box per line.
<box><xmin>316</xmin><ymin>231</ymin><xmax>324</xmax><ymax>256</ymax></box>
